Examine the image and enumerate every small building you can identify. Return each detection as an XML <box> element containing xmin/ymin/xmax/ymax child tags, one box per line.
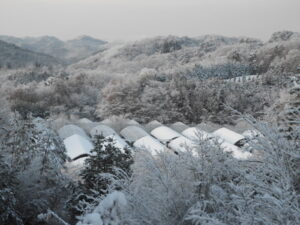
<box><xmin>242</xmin><ymin>129</ymin><xmax>262</xmax><ymax>140</ymax></box>
<box><xmin>90</xmin><ymin>124</ymin><xmax>129</xmax><ymax>152</ymax></box>
<box><xmin>63</xmin><ymin>134</ymin><xmax>94</xmax><ymax>163</ymax></box>
<box><xmin>90</xmin><ymin>124</ymin><xmax>118</xmax><ymax>137</ymax></box>
<box><xmin>150</xmin><ymin>126</ymin><xmax>182</xmax><ymax>143</ymax></box>
<box><xmin>170</xmin><ymin>122</ymin><xmax>190</xmax><ymax>133</ymax></box>
<box><xmin>145</xmin><ymin>120</ymin><xmax>163</xmax><ymax>132</ymax></box>
<box><xmin>133</xmin><ymin>136</ymin><xmax>166</xmax><ymax>155</ymax></box>
<box><xmin>58</xmin><ymin>124</ymin><xmax>90</xmax><ymax>140</ymax></box>
<box><xmin>77</xmin><ymin>118</ymin><xmax>101</xmax><ymax>133</ymax></box>
<box><xmin>168</xmin><ymin>136</ymin><xmax>196</xmax><ymax>153</ymax></box>
<box><xmin>120</xmin><ymin>126</ymin><xmax>149</xmax><ymax>143</ymax></box>
<box><xmin>151</xmin><ymin>125</ymin><xmax>195</xmax><ymax>153</ymax></box>
<box><xmin>213</xmin><ymin>127</ymin><xmax>246</xmax><ymax>146</ymax></box>
<box><xmin>182</xmin><ymin>127</ymin><xmax>214</xmax><ymax>142</ymax></box>
<box><xmin>218</xmin><ymin>141</ymin><xmax>251</xmax><ymax>160</ymax></box>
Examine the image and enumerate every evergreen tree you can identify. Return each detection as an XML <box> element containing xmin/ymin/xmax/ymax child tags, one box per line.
<box><xmin>81</xmin><ymin>135</ymin><xmax>133</xmax><ymax>193</ymax></box>
<box><xmin>0</xmin><ymin>115</ymin><xmax>71</xmax><ymax>224</ymax></box>
<box><xmin>0</xmin><ymin>154</ymin><xmax>24</xmax><ymax>225</ymax></box>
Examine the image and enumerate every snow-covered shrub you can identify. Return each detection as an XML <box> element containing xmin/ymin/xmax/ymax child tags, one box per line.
<box><xmin>68</xmin><ymin>135</ymin><xmax>133</xmax><ymax>219</ymax></box>
<box><xmin>97</xmin><ymin>73</ymin><xmax>275</xmax><ymax>124</ymax></box>
<box><xmin>80</xmin><ymin>122</ymin><xmax>300</xmax><ymax>225</ymax></box>
<box><xmin>0</xmin><ymin>154</ymin><xmax>24</xmax><ymax>225</ymax></box>
<box><xmin>76</xmin><ymin>191</ymin><xmax>127</xmax><ymax>225</ymax></box>
<box><xmin>81</xmin><ymin>135</ymin><xmax>133</xmax><ymax>192</ymax></box>
<box><xmin>0</xmin><ymin>115</ymin><xmax>71</xmax><ymax>224</ymax></box>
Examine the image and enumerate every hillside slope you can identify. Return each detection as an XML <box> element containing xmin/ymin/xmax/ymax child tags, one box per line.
<box><xmin>0</xmin><ymin>35</ymin><xmax>107</xmax><ymax>64</ymax></box>
<box><xmin>0</xmin><ymin>40</ymin><xmax>62</xmax><ymax>69</ymax></box>
<box><xmin>70</xmin><ymin>31</ymin><xmax>300</xmax><ymax>77</ymax></box>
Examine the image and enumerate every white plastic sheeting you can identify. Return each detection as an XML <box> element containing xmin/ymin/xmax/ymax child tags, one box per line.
<box><xmin>126</xmin><ymin>119</ymin><xmax>140</xmax><ymax>126</ymax></box>
<box><xmin>150</xmin><ymin>126</ymin><xmax>182</xmax><ymax>143</ymax></box>
<box><xmin>213</xmin><ymin>127</ymin><xmax>245</xmax><ymax>145</ymax></box>
<box><xmin>242</xmin><ymin>129</ymin><xmax>262</xmax><ymax>140</ymax></box>
<box><xmin>77</xmin><ymin>118</ymin><xmax>101</xmax><ymax>133</ymax></box>
<box><xmin>134</xmin><ymin>136</ymin><xmax>166</xmax><ymax>155</ymax></box>
<box><xmin>145</xmin><ymin>120</ymin><xmax>163</xmax><ymax>132</ymax></box>
<box><xmin>170</xmin><ymin>122</ymin><xmax>189</xmax><ymax>133</ymax></box>
<box><xmin>63</xmin><ymin>134</ymin><xmax>94</xmax><ymax>162</ymax></box>
<box><xmin>58</xmin><ymin>124</ymin><xmax>90</xmax><ymax>140</ymax></box>
<box><xmin>182</xmin><ymin>127</ymin><xmax>214</xmax><ymax>142</ymax></box>
<box><xmin>78</xmin><ymin>118</ymin><xmax>93</xmax><ymax>124</ymax></box>
<box><xmin>205</xmin><ymin>136</ymin><xmax>252</xmax><ymax>160</ymax></box>
<box><xmin>218</xmin><ymin>141</ymin><xmax>251</xmax><ymax>160</ymax></box>
<box><xmin>105</xmin><ymin>135</ymin><xmax>129</xmax><ymax>152</ymax></box>
<box><xmin>229</xmin><ymin>75</ymin><xmax>260</xmax><ymax>83</ymax></box>
<box><xmin>120</xmin><ymin>126</ymin><xmax>149</xmax><ymax>142</ymax></box>
<box><xmin>90</xmin><ymin>125</ymin><xmax>129</xmax><ymax>152</ymax></box>
<box><xmin>168</xmin><ymin>136</ymin><xmax>196</xmax><ymax>153</ymax></box>
<box><xmin>90</xmin><ymin>125</ymin><xmax>118</xmax><ymax>137</ymax></box>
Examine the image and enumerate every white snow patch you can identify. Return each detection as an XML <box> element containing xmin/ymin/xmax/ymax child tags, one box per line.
<box><xmin>58</xmin><ymin>124</ymin><xmax>90</xmax><ymax>140</ymax></box>
<box><xmin>104</xmin><ymin>134</ymin><xmax>129</xmax><ymax>153</ymax></box>
<box><xmin>213</xmin><ymin>127</ymin><xmax>245</xmax><ymax>145</ymax></box>
<box><xmin>182</xmin><ymin>127</ymin><xmax>214</xmax><ymax>142</ymax></box>
<box><xmin>168</xmin><ymin>136</ymin><xmax>196</xmax><ymax>153</ymax></box>
<box><xmin>151</xmin><ymin>126</ymin><xmax>182</xmax><ymax>143</ymax></box>
<box><xmin>77</xmin><ymin>191</ymin><xmax>127</xmax><ymax>225</ymax></box>
<box><xmin>63</xmin><ymin>134</ymin><xmax>94</xmax><ymax>160</ymax></box>
<box><xmin>218</xmin><ymin>140</ymin><xmax>251</xmax><ymax>160</ymax></box>
<box><xmin>134</xmin><ymin>135</ymin><xmax>166</xmax><ymax>155</ymax></box>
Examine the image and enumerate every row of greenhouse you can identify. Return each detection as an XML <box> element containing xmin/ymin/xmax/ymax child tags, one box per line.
<box><xmin>57</xmin><ymin>118</ymin><xmax>260</xmax><ymax>169</ymax></box>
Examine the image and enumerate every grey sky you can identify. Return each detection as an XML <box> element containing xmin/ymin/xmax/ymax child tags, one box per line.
<box><xmin>1</xmin><ymin>0</ymin><xmax>299</xmax><ymax>41</ymax></box>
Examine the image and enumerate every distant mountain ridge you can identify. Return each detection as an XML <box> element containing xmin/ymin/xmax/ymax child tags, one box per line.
<box><xmin>0</xmin><ymin>35</ymin><xmax>107</xmax><ymax>64</ymax></box>
<box><xmin>0</xmin><ymin>40</ymin><xmax>62</xmax><ymax>69</ymax></box>
<box><xmin>70</xmin><ymin>31</ymin><xmax>300</xmax><ymax>75</ymax></box>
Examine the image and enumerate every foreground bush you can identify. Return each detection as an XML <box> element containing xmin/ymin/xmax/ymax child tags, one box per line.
<box><xmin>77</xmin><ymin>122</ymin><xmax>300</xmax><ymax>225</ymax></box>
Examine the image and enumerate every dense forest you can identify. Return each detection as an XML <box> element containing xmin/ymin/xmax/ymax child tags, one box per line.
<box><xmin>0</xmin><ymin>31</ymin><xmax>299</xmax><ymax>225</ymax></box>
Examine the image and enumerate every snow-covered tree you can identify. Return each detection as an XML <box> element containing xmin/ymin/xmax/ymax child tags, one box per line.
<box><xmin>76</xmin><ymin>191</ymin><xmax>127</xmax><ymax>225</ymax></box>
<box><xmin>0</xmin><ymin>115</ymin><xmax>71</xmax><ymax>224</ymax></box>
<box><xmin>79</xmin><ymin>121</ymin><xmax>300</xmax><ymax>225</ymax></box>
<box><xmin>81</xmin><ymin>135</ymin><xmax>133</xmax><ymax>192</ymax></box>
<box><xmin>0</xmin><ymin>154</ymin><xmax>24</xmax><ymax>225</ymax></box>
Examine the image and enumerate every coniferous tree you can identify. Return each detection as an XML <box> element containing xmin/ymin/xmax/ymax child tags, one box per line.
<box><xmin>81</xmin><ymin>135</ymin><xmax>133</xmax><ymax>193</ymax></box>
<box><xmin>0</xmin><ymin>115</ymin><xmax>71</xmax><ymax>224</ymax></box>
<box><xmin>0</xmin><ymin>154</ymin><xmax>24</xmax><ymax>225</ymax></box>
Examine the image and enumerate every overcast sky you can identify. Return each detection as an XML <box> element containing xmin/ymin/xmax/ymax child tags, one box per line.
<box><xmin>1</xmin><ymin>0</ymin><xmax>299</xmax><ymax>41</ymax></box>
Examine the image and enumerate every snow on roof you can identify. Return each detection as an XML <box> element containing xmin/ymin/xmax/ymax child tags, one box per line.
<box><xmin>150</xmin><ymin>126</ymin><xmax>182</xmax><ymax>143</ymax></box>
<box><xmin>229</xmin><ymin>75</ymin><xmax>260</xmax><ymax>83</ymax></box>
<box><xmin>170</xmin><ymin>122</ymin><xmax>190</xmax><ymax>133</ymax></box>
<box><xmin>213</xmin><ymin>127</ymin><xmax>245</xmax><ymax>145</ymax></box>
<box><xmin>218</xmin><ymin>141</ymin><xmax>251</xmax><ymax>160</ymax></box>
<box><xmin>127</xmin><ymin>119</ymin><xmax>140</xmax><ymax>126</ymax></box>
<box><xmin>90</xmin><ymin>125</ymin><xmax>129</xmax><ymax>151</ymax></box>
<box><xmin>145</xmin><ymin>120</ymin><xmax>163</xmax><ymax>132</ymax></box>
<box><xmin>197</xmin><ymin>122</ymin><xmax>219</xmax><ymax>133</ymax></box>
<box><xmin>58</xmin><ymin>124</ymin><xmax>90</xmax><ymax>140</ymax></box>
<box><xmin>120</xmin><ymin>126</ymin><xmax>149</xmax><ymax>142</ymax></box>
<box><xmin>90</xmin><ymin>124</ymin><xmax>118</xmax><ymax>137</ymax></box>
<box><xmin>182</xmin><ymin>127</ymin><xmax>214</xmax><ymax>142</ymax></box>
<box><xmin>168</xmin><ymin>136</ymin><xmax>196</xmax><ymax>153</ymax></box>
<box><xmin>78</xmin><ymin>118</ymin><xmax>93</xmax><ymax>124</ymax></box>
<box><xmin>63</xmin><ymin>134</ymin><xmax>94</xmax><ymax>160</ymax></box>
<box><xmin>100</xmin><ymin>118</ymin><xmax>112</xmax><ymax>124</ymax></box>
<box><xmin>242</xmin><ymin>129</ymin><xmax>262</xmax><ymax>139</ymax></box>
<box><xmin>134</xmin><ymin>136</ymin><xmax>166</xmax><ymax>155</ymax></box>
<box><xmin>101</xmin><ymin>134</ymin><xmax>130</xmax><ymax>153</ymax></box>
<box><xmin>78</xmin><ymin>122</ymin><xmax>101</xmax><ymax>133</ymax></box>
